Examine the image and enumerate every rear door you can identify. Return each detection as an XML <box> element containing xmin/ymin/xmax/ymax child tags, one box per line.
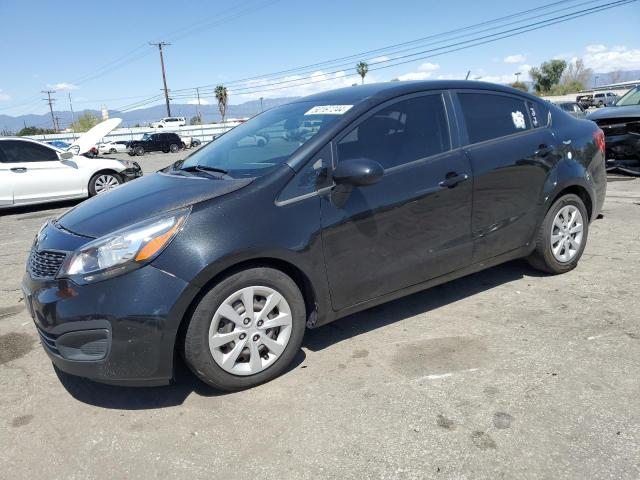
<box><xmin>0</xmin><ymin>140</ymin><xmax>84</xmax><ymax>205</ymax></box>
<box><xmin>453</xmin><ymin>90</ymin><xmax>557</xmax><ymax>262</ymax></box>
<box><xmin>320</xmin><ymin>92</ymin><xmax>473</xmax><ymax>310</ymax></box>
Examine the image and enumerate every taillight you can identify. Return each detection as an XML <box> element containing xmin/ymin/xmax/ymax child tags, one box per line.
<box><xmin>594</xmin><ymin>129</ymin><xmax>605</xmax><ymax>155</ymax></box>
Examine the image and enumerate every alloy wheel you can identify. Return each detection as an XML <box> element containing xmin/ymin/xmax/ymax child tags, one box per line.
<box><xmin>550</xmin><ymin>205</ymin><xmax>584</xmax><ymax>262</ymax></box>
<box><xmin>94</xmin><ymin>174</ymin><xmax>120</xmax><ymax>194</ymax></box>
<box><xmin>208</xmin><ymin>286</ymin><xmax>293</xmax><ymax>376</ymax></box>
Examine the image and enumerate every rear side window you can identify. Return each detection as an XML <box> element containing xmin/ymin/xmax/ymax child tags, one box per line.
<box><xmin>458</xmin><ymin>93</ymin><xmax>531</xmax><ymax>144</ymax></box>
<box><xmin>337</xmin><ymin>94</ymin><xmax>450</xmax><ymax>170</ymax></box>
<box><xmin>0</xmin><ymin>140</ymin><xmax>58</xmax><ymax>163</ymax></box>
<box><xmin>528</xmin><ymin>100</ymin><xmax>550</xmax><ymax>128</ymax></box>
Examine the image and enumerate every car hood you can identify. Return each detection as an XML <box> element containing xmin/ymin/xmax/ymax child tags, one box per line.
<box><xmin>587</xmin><ymin>105</ymin><xmax>640</xmax><ymax>121</ymax></box>
<box><xmin>67</xmin><ymin>118</ymin><xmax>122</xmax><ymax>155</ymax></box>
<box><xmin>57</xmin><ymin>173</ymin><xmax>252</xmax><ymax>238</ymax></box>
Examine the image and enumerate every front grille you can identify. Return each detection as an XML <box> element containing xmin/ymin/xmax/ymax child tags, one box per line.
<box><xmin>36</xmin><ymin>326</ymin><xmax>60</xmax><ymax>356</ymax></box>
<box><xmin>596</xmin><ymin>118</ymin><xmax>640</xmax><ymax>137</ymax></box>
<box><xmin>28</xmin><ymin>249</ymin><xmax>67</xmax><ymax>279</ymax></box>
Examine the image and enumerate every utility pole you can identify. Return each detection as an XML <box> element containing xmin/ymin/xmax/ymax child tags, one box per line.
<box><xmin>150</xmin><ymin>42</ymin><xmax>172</xmax><ymax>116</ymax></box>
<box><xmin>42</xmin><ymin>90</ymin><xmax>56</xmax><ymax>131</ymax></box>
<box><xmin>55</xmin><ymin>116</ymin><xmax>61</xmax><ymax>132</ymax></box>
<box><xmin>260</xmin><ymin>97</ymin><xmax>264</xmax><ymax>112</ymax></box>
<box><xmin>68</xmin><ymin>92</ymin><xmax>77</xmax><ymax>139</ymax></box>
<box><xmin>196</xmin><ymin>87</ymin><xmax>202</xmax><ymax>123</ymax></box>
<box><xmin>514</xmin><ymin>72</ymin><xmax>521</xmax><ymax>83</ymax></box>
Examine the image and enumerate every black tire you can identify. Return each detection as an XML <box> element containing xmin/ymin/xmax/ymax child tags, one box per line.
<box><xmin>162</xmin><ymin>148</ymin><xmax>170</xmax><ymax>153</ymax></box>
<box><xmin>109</xmin><ymin>148</ymin><xmax>117</xmax><ymax>154</ymax></box>
<box><xmin>169</xmin><ymin>143</ymin><xmax>180</xmax><ymax>153</ymax></box>
<box><xmin>135</xmin><ymin>146</ymin><xmax>145</xmax><ymax>156</ymax></box>
<box><xmin>182</xmin><ymin>267</ymin><xmax>306</xmax><ymax>391</ymax></box>
<box><xmin>88</xmin><ymin>172</ymin><xmax>123</xmax><ymax>196</ymax></box>
<box><xmin>527</xmin><ymin>194</ymin><xmax>589</xmax><ymax>274</ymax></box>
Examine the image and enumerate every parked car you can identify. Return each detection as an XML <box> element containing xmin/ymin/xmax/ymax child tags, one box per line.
<box><xmin>593</xmin><ymin>92</ymin><xmax>618</xmax><ymax>108</ymax></box>
<box><xmin>1</xmin><ymin>119</ymin><xmax>141</xmax><ymax>208</ymax></box>
<box><xmin>576</xmin><ymin>94</ymin><xmax>594</xmax><ymax>109</ymax></box>
<box><xmin>587</xmin><ymin>85</ymin><xmax>640</xmax><ymax>160</ymax></box>
<box><xmin>151</xmin><ymin>117</ymin><xmax>186</xmax><ymax>128</ymax></box>
<box><xmin>46</xmin><ymin>140</ymin><xmax>72</xmax><ymax>149</ymax></box>
<box><xmin>236</xmin><ymin>134</ymin><xmax>269</xmax><ymax>147</ymax></box>
<box><xmin>22</xmin><ymin>81</ymin><xmax>606</xmax><ymax>391</ymax></box>
<box><xmin>555</xmin><ymin>101</ymin><xmax>586</xmax><ymax>118</ymax></box>
<box><xmin>127</xmin><ymin>132</ymin><xmax>183</xmax><ymax>156</ymax></box>
<box><xmin>98</xmin><ymin>140</ymin><xmax>129</xmax><ymax>154</ymax></box>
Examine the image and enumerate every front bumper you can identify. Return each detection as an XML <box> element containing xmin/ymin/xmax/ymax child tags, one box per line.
<box><xmin>121</xmin><ymin>163</ymin><xmax>143</xmax><ymax>182</ymax></box>
<box><xmin>22</xmin><ymin>225</ymin><xmax>198</xmax><ymax>386</ymax></box>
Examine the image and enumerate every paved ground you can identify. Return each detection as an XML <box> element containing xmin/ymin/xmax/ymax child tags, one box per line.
<box><xmin>1</xmin><ymin>158</ymin><xmax>639</xmax><ymax>479</ymax></box>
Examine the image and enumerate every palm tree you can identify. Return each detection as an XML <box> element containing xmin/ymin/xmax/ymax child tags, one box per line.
<box><xmin>356</xmin><ymin>61</ymin><xmax>369</xmax><ymax>85</ymax></box>
<box><xmin>215</xmin><ymin>85</ymin><xmax>229</xmax><ymax>123</ymax></box>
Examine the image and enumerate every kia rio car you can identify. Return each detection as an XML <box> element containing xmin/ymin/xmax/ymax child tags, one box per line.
<box><xmin>23</xmin><ymin>81</ymin><xmax>606</xmax><ymax>391</ymax></box>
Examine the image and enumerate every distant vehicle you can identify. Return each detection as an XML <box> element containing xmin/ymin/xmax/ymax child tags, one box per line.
<box><xmin>127</xmin><ymin>132</ymin><xmax>183</xmax><ymax>156</ymax></box>
<box><xmin>46</xmin><ymin>140</ymin><xmax>72</xmax><ymax>149</ymax></box>
<box><xmin>576</xmin><ymin>94</ymin><xmax>594</xmax><ymax>109</ymax></box>
<box><xmin>593</xmin><ymin>92</ymin><xmax>618</xmax><ymax>108</ymax></box>
<box><xmin>588</xmin><ymin>85</ymin><xmax>640</xmax><ymax>160</ymax></box>
<box><xmin>150</xmin><ymin>117</ymin><xmax>186</xmax><ymax>128</ymax></box>
<box><xmin>0</xmin><ymin>119</ymin><xmax>142</xmax><ymax>208</ymax></box>
<box><xmin>555</xmin><ymin>101</ymin><xmax>586</xmax><ymax>118</ymax></box>
<box><xmin>98</xmin><ymin>140</ymin><xmax>129</xmax><ymax>154</ymax></box>
<box><xmin>236</xmin><ymin>134</ymin><xmax>269</xmax><ymax>147</ymax></box>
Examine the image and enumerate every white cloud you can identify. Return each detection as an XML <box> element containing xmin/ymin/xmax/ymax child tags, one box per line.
<box><xmin>418</xmin><ymin>62</ymin><xmax>440</xmax><ymax>72</ymax></box>
<box><xmin>187</xmin><ymin>98</ymin><xmax>211</xmax><ymax>105</ymax></box>
<box><xmin>504</xmin><ymin>54</ymin><xmax>526</xmax><ymax>64</ymax></box>
<box><xmin>586</xmin><ymin>44</ymin><xmax>606</xmax><ymax>53</ymax></box>
<box><xmin>46</xmin><ymin>82</ymin><xmax>78</xmax><ymax>91</ymax></box>
<box><xmin>0</xmin><ymin>89</ymin><xmax>10</xmax><ymax>101</ymax></box>
<box><xmin>583</xmin><ymin>44</ymin><xmax>640</xmax><ymax>71</ymax></box>
<box><xmin>368</xmin><ymin>56</ymin><xmax>389</xmax><ymax>64</ymax></box>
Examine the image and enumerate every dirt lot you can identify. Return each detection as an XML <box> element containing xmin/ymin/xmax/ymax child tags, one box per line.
<box><xmin>0</xmin><ymin>158</ymin><xmax>639</xmax><ymax>479</ymax></box>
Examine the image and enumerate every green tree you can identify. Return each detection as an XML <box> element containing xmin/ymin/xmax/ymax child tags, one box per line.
<box><xmin>510</xmin><ymin>81</ymin><xmax>528</xmax><ymax>92</ymax></box>
<box><xmin>190</xmin><ymin>115</ymin><xmax>202</xmax><ymax>125</ymax></box>
<box><xmin>71</xmin><ymin>112</ymin><xmax>100</xmax><ymax>132</ymax></box>
<box><xmin>529</xmin><ymin>59</ymin><xmax>567</xmax><ymax>94</ymax></box>
<box><xmin>356</xmin><ymin>61</ymin><xmax>369</xmax><ymax>85</ymax></box>
<box><xmin>17</xmin><ymin>126</ymin><xmax>55</xmax><ymax>136</ymax></box>
<box><xmin>215</xmin><ymin>85</ymin><xmax>229</xmax><ymax>123</ymax></box>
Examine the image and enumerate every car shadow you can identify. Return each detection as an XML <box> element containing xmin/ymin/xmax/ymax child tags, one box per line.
<box><xmin>1</xmin><ymin>199</ymin><xmax>82</xmax><ymax>218</ymax></box>
<box><xmin>56</xmin><ymin>259</ymin><xmax>542</xmax><ymax>410</ymax></box>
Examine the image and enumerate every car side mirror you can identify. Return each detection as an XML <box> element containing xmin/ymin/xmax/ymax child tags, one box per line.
<box><xmin>59</xmin><ymin>151</ymin><xmax>74</xmax><ymax>160</ymax></box>
<box><xmin>332</xmin><ymin>158</ymin><xmax>384</xmax><ymax>187</ymax></box>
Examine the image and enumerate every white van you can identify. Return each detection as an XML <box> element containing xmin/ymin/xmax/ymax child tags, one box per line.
<box><xmin>150</xmin><ymin>117</ymin><xmax>186</xmax><ymax>128</ymax></box>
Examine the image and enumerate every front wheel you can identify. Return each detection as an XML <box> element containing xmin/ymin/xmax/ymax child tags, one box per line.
<box><xmin>527</xmin><ymin>194</ymin><xmax>589</xmax><ymax>274</ymax></box>
<box><xmin>183</xmin><ymin>267</ymin><xmax>306</xmax><ymax>391</ymax></box>
<box><xmin>169</xmin><ymin>143</ymin><xmax>180</xmax><ymax>153</ymax></box>
<box><xmin>135</xmin><ymin>146</ymin><xmax>145</xmax><ymax>156</ymax></box>
<box><xmin>89</xmin><ymin>172</ymin><xmax>122</xmax><ymax>196</ymax></box>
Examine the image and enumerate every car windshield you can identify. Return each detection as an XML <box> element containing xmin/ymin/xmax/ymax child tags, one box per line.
<box><xmin>615</xmin><ymin>87</ymin><xmax>640</xmax><ymax>106</ymax></box>
<box><xmin>179</xmin><ymin>101</ymin><xmax>350</xmax><ymax>178</ymax></box>
<box><xmin>142</xmin><ymin>133</ymin><xmax>152</xmax><ymax>141</ymax></box>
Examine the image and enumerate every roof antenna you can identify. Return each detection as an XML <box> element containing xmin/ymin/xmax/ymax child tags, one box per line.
<box><xmin>465</xmin><ymin>70</ymin><xmax>471</xmax><ymax>80</ymax></box>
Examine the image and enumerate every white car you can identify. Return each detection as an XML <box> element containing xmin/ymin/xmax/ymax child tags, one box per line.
<box><xmin>0</xmin><ymin>119</ymin><xmax>142</xmax><ymax>209</ymax></box>
<box><xmin>150</xmin><ymin>117</ymin><xmax>186</xmax><ymax>128</ymax></box>
<box><xmin>98</xmin><ymin>140</ymin><xmax>129</xmax><ymax>154</ymax></box>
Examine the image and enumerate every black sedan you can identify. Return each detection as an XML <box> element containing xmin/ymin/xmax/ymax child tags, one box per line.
<box><xmin>588</xmin><ymin>86</ymin><xmax>640</xmax><ymax>162</ymax></box>
<box><xmin>22</xmin><ymin>80</ymin><xmax>606</xmax><ymax>391</ymax></box>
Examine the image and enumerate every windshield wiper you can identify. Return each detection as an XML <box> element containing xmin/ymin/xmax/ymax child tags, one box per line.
<box><xmin>181</xmin><ymin>165</ymin><xmax>231</xmax><ymax>179</ymax></box>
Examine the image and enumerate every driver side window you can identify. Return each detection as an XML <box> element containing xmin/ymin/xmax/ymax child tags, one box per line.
<box><xmin>0</xmin><ymin>140</ymin><xmax>58</xmax><ymax>163</ymax></box>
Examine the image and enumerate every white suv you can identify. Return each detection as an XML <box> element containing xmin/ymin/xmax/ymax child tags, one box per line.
<box><xmin>150</xmin><ymin>117</ymin><xmax>186</xmax><ymax>128</ymax></box>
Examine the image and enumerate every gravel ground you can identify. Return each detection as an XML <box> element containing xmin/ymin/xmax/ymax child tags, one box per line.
<box><xmin>0</xmin><ymin>160</ymin><xmax>639</xmax><ymax>479</ymax></box>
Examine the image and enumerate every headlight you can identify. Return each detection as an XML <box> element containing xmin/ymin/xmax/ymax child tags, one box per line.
<box><xmin>59</xmin><ymin>208</ymin><xmax>189</xmax><ymax>284</ymax></box>
<box><xmin>118</xmin><ymin>159</ymin><xmax>136</xmax><ymax>168</ymax></box>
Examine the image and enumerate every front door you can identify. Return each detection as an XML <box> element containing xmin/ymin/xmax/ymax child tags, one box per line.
<box><xmin>320</xmin><ymin>93</ymin><xmax>473</xmax><ymax>310</ymax></box>
<box><xmin>454</xmin><ymin>91</ymin><xmax>557</xmax><ymax>261</ymax></box>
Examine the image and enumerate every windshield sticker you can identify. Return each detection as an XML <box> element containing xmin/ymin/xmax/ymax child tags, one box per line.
<box><xmin>305</xmin><ymin>105</ymin><xmax>353</xmax><ymax>115</ymax></box>
<box><xmin>511</xmin><ymin>111</ymin><xmax>526</xmax><ymax>129</ymax></box>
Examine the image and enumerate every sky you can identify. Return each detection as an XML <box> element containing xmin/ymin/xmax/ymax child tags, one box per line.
<box><xmin>0</xmin><ymin>0</ymin><xmax>638</xmax><ymax>116</ymax></box>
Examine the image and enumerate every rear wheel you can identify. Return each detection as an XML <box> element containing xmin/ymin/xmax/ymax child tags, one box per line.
<box><xmin>183</xmin><ymin>267</ymin><xmax>306</xmax><ymax>391</ymax></box>
<box><xmin>527</xmin><ymin>194</ymin><xmax>589</xmax><ymax>274</ymax></box>
<box><xmin>89</xmin><ymin>172</ymin><xmax>122</xmax><ymax>196</ymax></box>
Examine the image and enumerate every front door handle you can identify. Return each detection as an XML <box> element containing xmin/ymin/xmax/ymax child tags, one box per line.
<box><xmin>439</xmin><ymin>172</ymin><xmax>468</xmax><ymax>189</ymax></box>
<box><xmin>10</xmin><ymin>167</ymin><xmax>27</xmax><ymax>173</ymax></box>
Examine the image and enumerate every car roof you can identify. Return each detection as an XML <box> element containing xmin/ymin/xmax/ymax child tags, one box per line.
<box><xmin>293</xmin><ymin>80</ymin><xmax>541</xmax><ymax>105</ymax></box>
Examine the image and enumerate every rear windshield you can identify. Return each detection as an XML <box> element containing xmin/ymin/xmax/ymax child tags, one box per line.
<box><xmin>180</xmin><ymin>101</ymin><xmax>350</xmax><ymax>178</ymax></box>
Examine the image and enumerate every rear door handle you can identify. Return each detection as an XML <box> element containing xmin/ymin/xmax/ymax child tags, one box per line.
<box><xmin>10</xmin><ymin>167</ymin><xmax>27</xmax><ymax>173</ymax></box>
<box><xmin>535</xmin><ymin>145</ymin><xmax>555</xmax><ymax>157</ymax></box>
<box><xmin>439</xmin><ymin>172</ymin><xmax>469</xmax><ymax>188</ymax></box>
